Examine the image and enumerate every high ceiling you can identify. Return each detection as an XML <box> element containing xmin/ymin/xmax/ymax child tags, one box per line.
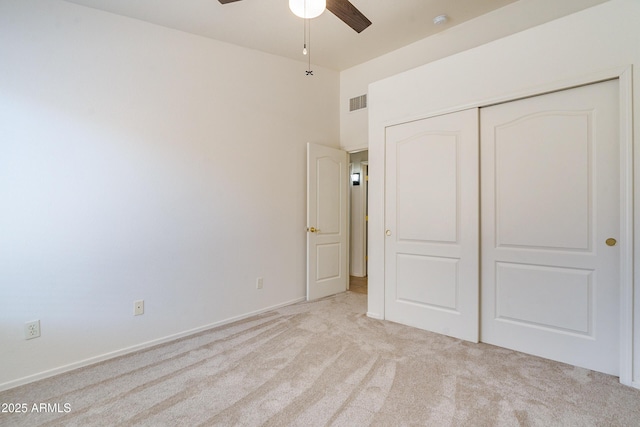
<box><xmin>63</xmin><ymin>0</ymin><xmax>607</xmax><ymax>71</ymax></box>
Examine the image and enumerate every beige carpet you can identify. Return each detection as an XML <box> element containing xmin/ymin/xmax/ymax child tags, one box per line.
<box><xmin>1</xmin><ymin>292</ymin><xmax>639</xmax><ymax>426</ymax></box>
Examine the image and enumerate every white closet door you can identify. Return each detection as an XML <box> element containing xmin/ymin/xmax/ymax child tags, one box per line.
<box><xmin>385</xmin><ymin>109</ymin><xmax>479</xmax><ymax>342</ymax></box>
<box><xmin>481</xmin><ymin>80</ymin><xmax>620</xmax><ymax>375</ymax></box>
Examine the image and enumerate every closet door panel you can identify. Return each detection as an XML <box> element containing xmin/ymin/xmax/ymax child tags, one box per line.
<box><xmin>481</xmin><ymin>80</ymin><xmax>620</xmax><ymax>375</ymax></box>
<box><xmin>385</xmin><ymin>109</ymin><xmax>479</xmax><ymax>342</ymax></box>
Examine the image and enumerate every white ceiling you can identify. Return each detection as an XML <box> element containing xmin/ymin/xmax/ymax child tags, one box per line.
<box><xmin>63</xmin><ymin>0</ymin><xmax>607</xmax><ymax>71</ymax></box>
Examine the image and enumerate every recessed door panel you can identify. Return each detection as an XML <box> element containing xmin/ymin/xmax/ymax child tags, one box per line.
<box><xmin>317</xmin><ymin>158</ymin><xmax>341</xmax><ymax>235</ymax></box>
<box><xmin>316</xmin><ymin>243</ymin><xmax>341</xmax><ymax>281</ymax></box>
<box><xmin>396</xmin><ymin>254</ymin><xmax>458</xmax><ymax>311</ymax></box>
<box><xmin>495</xmin><ymin>112</ymin><xmax>591</xmax><ymax>250</ymax></box>
<box><xmin>495</xmin><ymin>262</ymin><xmax>592</xmax><ymax>334</ymax></box>
<box><xmin>396</xmin><ymin>133</ymin><xmax>458</xmax><ymax>243</ymax></box>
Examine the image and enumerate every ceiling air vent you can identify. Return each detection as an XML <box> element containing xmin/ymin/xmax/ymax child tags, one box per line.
<box><xmin>349</xmin><ymin>94</ymin><xmax>367</xmax><ymax>112</ymax></box>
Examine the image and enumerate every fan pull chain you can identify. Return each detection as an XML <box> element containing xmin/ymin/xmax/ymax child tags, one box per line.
<box><xmin>305</xmin><ymin>18</ymin><xmax>313</xmax><ymax>76</ymax></box>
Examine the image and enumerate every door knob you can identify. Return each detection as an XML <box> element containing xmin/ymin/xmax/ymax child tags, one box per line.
<box><xmin>307</xmin><ymin>227</ymin><xmax>319</xmax><ymax>233</ymax></box>
<box><xmin>385</xmin><ymin>230</ymin><xmax>392</xmax><ymax>236</ymax></box>
<box><xmin>606</xmin><ymin>238</ymin><xmax>617</xmax><ymax>246</ymax></box>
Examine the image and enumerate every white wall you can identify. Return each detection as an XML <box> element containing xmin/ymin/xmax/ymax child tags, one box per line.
<box><xmin>339</xmin><ymin>0</ymin><xmax>609</xmax><ymax>151</ymax></box>
<box><xmin>0</xmin><ymin>0</ymin><xmax>339</xmax><ymax>389</ymax></box>
<box><xmin>368</xmin><ymin>0</ymin><xmax>640</xmax><ymax>386</ymax></box>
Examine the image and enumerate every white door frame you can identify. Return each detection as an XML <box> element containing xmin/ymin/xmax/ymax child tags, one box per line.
<box><xmin>361</xmin><ymin>161</ymin><xmax>369</xmax><ymax>278</ymax></box>
<box><xmin>377</xmin><ymin>66</ymin><xmax>634</xmax><ymax>386</ymax></box>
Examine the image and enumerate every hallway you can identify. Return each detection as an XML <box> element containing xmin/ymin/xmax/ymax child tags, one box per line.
<box><xmin>349</xmin><ymin>276</ymin><xmax>367</xmax><ymax>294</ymax></box>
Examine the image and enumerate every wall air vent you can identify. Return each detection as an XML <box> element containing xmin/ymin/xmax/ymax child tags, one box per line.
<box><xmin>349</xmin><ymin>94</ymin><xmax>367</xmax><ymax>112</ymax></box>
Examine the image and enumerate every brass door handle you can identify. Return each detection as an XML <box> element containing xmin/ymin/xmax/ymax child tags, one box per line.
<box><xmin>307</xmin><ymin>227</ymin><xmax>320</xmax><ymax>233</ymax></box>
<box><xmin>606</xmin><ymin>238</ymin><xmax>617</xmax><ymax>246</ymax></box>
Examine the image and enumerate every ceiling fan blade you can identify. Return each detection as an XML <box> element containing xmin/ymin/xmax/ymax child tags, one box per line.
<box><xmin>326</xmin><ymin>0</ymin><xmax>371</xmax><ymax>33</ymax></box>
<box><xmin>218</xmin><ymin>0</ymin><xmax>242</xmax><ymax>4</ymax></box>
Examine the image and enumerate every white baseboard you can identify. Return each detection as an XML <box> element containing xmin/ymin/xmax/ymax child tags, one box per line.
<box><xmin>0</xmin><ymin>296</ymin><xmax>306</xmax><ymax>392</ymax></box>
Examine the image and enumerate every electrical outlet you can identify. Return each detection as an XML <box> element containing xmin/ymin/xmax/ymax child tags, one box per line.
<box><xmin>25</xmin><ymin>320</ymin><xmax>40</xmax><ymax>340</ymax></box>
<box><xmin>134</xmin><ymin>300</ymin><xmax>144</xmax><ymax>316</ymax></box>
<box><xmin>256</xmin><ymin>277</ymin><xmax>263</xmax><ymax>289</ymax></box>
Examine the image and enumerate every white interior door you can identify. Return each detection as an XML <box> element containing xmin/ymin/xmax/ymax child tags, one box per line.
<box><xmin>385</xmin><ymin>109</ymin><xmax>479</xmax><ymax>342</ymax></box>
<box><xmin>307</xmin><ymin>143</ymin><xmax>348</xmax><ymax>300</ymax></box>
<box><xmin>480</xmin><ymin>80</ymin><xmax>620</xmax><ymax>375</ymax></box>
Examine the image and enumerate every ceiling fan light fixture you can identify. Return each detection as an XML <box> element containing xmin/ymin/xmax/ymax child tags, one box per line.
<box><xmin>289</xmin><ymin>0</ymin><xmax>326</xmax><ymax>19</ymax></box>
